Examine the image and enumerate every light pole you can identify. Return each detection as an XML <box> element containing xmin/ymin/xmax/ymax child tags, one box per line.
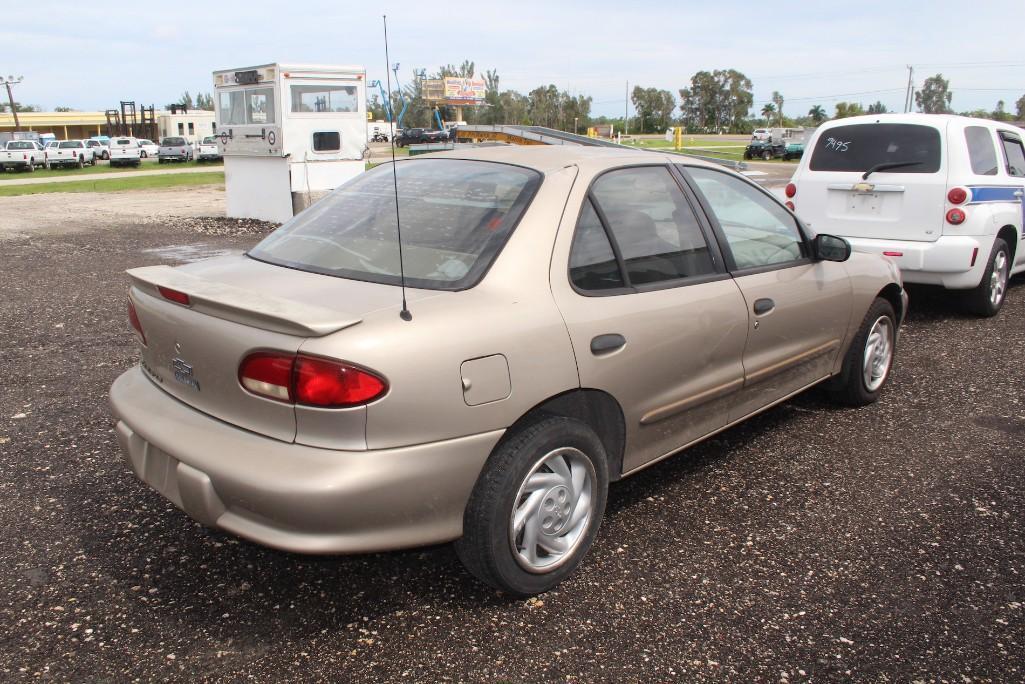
<box><xmin>2</xmin><ymin>75</ymin><xmax>24</xmax><ymax>131</ymax></box>
<box><xmin>574</xmin><ymin>117</ymin><xmax>578</xmax><ymax>135</ymax></box>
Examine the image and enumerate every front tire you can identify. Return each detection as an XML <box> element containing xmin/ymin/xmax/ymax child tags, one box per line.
<box><xmin>963</xmin><ymin>238</ymin><xmax>1010</xmax><ymax>317</ymax></box>
<box><xmin>825</xmin><ymin>297</ymin><xmax>897</xmax><ymax>406</ymax></box>
<box><xmin>455</xmin><ymin>416</ymin><xmax>609</xmax><ymax>596</ymax></box>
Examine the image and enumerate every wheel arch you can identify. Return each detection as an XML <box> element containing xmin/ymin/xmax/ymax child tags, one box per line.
<box><xmin>876</xmin><ymin>282</ymin><xmax>905</xmax><ymax>323</ymax></box>
<box><xmin>500</xmin><ymin>388</ymin><xmax>627</xmax><ymax>481</ymax></box>
<box><xmin>996</xmin><ymin>225</ymin><xmax>1018</xmax><ymax>262</ymax></box>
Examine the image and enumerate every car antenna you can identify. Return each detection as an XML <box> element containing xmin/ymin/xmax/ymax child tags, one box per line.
<box><xmin>383</xmin><ymin>15</ymin><xmax>412</xmax><ymax>322</ymax></box>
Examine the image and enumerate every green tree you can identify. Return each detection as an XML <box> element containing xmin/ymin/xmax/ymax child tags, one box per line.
<box><xmin>991</xmin><ymin>100</ymin><xmax>1011</xmax><ymax>122</ymax></box>
<box><xmin>771</xmin><ymin>91</ymin><xmax>784</xmax><ymax>126</ymax></box>
<box><xmin>867</xmin><ymin>101</ymin><xmax>887</xmax><ymax>114</ymax></box>
<box><xmin>54</xmin><ymin>106</ymin><xmax>76</xmax><ymax>112</ymax></box>
<box><xmin>760</xmin><ymin>103</ymin><xmax>776</xmax><ymax>122</ymax></box>
<box><xmin>0</xmin><ymin>102</ymin><xmax>39</xmax><ymax>112</ymax></box>
<box><xmin>678</xmin><ymin>69</ymin><xmax>752</xmax><ymax>133</ymax></box>
<box><xmin>808</xmin><ymin>104</ymin><xmax>826</xmax><ymax>123</ymax></box>
<box><xmin>915</xmin><ymin>74</ymin><xmax>952</xmax><ymax>114</ymax></box>
<box><xmin>180</xmin><ymin>90</ymin><xmax>194</xmax><ymax>110</ymax></box>
<box><xmin>1016</xmin><ymin>93</ymin><xmax>1025</xmax><ymax>119</ymax></box>
<box><xmin>194</xmin><ymin>92</ymin><xmax>214</xmax><ymax>111</ymax></box>
<box><xmin>631</xmin><ymin>86</ymin><xmax>675</xmax><ymax>133</ymax></box>
<box><xmin>834</xmin><ymin>101</ymin><xmax>865</xmax><ymax>118</ymax></box>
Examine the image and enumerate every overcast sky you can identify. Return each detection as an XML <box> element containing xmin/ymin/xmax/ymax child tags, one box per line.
<box><xmin>5</xmin><ymin>0</ymin><xmax>1023</xmax><ymax>118</ymax></box>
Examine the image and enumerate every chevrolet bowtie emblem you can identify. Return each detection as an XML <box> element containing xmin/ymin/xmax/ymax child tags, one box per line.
<box><xmin>852</xmin><ymin>182</ymin><xmax>875</xmax><ymax>193</ymax></box>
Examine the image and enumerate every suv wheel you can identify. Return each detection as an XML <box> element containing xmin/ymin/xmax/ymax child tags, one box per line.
<box><xmin>963</xmin><ymin>238</ymin><xmax>1010</xmax><ymax>317</ymax></box>
<box><xmin>455</xmin><ymin>416</ymin><xmax>609</xmax><ymax>596</ymax></box>
<box><xmin>825</xmin><ymin>297</ymin><xmax>897</xmax><ymax>406</ymax></box>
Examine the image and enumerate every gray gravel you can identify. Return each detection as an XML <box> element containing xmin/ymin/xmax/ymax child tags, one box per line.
<box><xmin>0</xmin><ymin>221</ymin><xmax>1022</xmax><ymax>682</ymax></box>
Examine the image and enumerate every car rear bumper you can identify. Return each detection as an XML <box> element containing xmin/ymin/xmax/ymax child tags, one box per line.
<box><xmin>843</xmin><ymin>235</ymin><xmax>988</xmax><ymax>289</ymax></box>
<box><xmin>159</xmin><ymin>155</ymin><xmax>188</xmax><ymax>161</ymax></box>
<box><xmin>110</xmin><ymin>366</ymin><xmax>501</xmax><ymax>554</ymax></box>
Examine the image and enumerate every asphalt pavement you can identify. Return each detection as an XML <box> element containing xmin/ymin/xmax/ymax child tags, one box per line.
<box><xmin>0</xmin><ymin>219</ymin><xmax>1022</xmax><ymax>682</ymax></box>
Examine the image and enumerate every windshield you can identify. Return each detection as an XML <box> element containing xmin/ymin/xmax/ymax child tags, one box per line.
<box><xmin>809</xmin><ymin>123</ymin><xmax>941</xmax><ymax>173</ymax></box>
<box><xmin>248</xmin><ymin>159</ymin><xmax>542</xmax><ymax>290</ymax></box>
<box><xmin>161</xmin><ymin>137</ymin><xmax>186</xmax><ymax>146</ymax></box>
<box><xmin>59</xmin><ymin>141</ymin><xmax>83</xmax><ymax>149</ymax></box>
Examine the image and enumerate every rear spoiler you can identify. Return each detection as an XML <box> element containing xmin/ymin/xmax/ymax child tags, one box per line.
<box><xmin>126</xmin><ymin>265</ymin><xmax>361</xmax><ymax>337</ymax></box>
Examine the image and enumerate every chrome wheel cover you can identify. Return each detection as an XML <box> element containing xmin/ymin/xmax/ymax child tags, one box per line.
<box><xmin>989</xmin><ymin>249</ymin><xmax>1008</xmax><ymax>308</ymax></box>
<box><xmin>509</xmin><ymin>447</ymin><xmax>595</xmax><ymax>573</ymax></box>
<box><xmin>862</xmin><ymin>315</ymin><xmax>894</xmax><ymax>392</ymax></box>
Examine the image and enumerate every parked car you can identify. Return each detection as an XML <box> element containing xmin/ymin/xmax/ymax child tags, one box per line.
<box><xmin>0</xmin><ymin>140</ymin><xmax>47</xmax><ymax>172</ymax></box>
<box><xmin>48</xmin><ymin>140</ymin><xmax>96</xmax><ymax>168</ymax></box>
<box><xmin>137</xmin><ymin>139</ymin><xmax>159</xmax><ymax>158</ymax></box>
<box><xmin>86</xmin><ymin>139</ymin><xmax>109</xmax><ymax>160</ymax></box>
<box><xmin>395</xmin><ymin>128</ymin><xmax>430</xmax><ymax>147</ymax></box>
<box><xmin>787</xmin><ymin>113</ymin><xmax>1025</xmax><ymax>316</ymax></box>
<box><xmin>110</xmin><ymin>147</ymin><xmax>906</xmax><ymax>596</ymax></box>
<box><xmin>751</xmin><ymin>128</ymin><xmax>771</xmax><ymax>141</ymax></box>
<box><xmin>195</xmin><ymin>136</ymin><xmax>222</xmax><ymax>162</ymax></box>
<box><xmin>422</xmin><ymin>129</ymin><xmax>450</xmax><ymax>144</ymax></box>
<box><xmin>158</xmin><ymin>136</ymin><xmax>192</xmax><ymax>163</ymax></box>
<box><xmin>108</xmin><ymin>136</ymin><xmax>143</xmax><ymax>167</ymax></box>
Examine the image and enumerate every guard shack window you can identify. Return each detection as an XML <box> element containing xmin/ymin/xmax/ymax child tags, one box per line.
<box><xmin>313</xmin><ymin>131</ymin><xmax>341</xmax><ymax>152</ymax></box>
<box><xmin>219</xmin><ymin>88</ymin><xmax>276</xmax><ymax>125</ymax></box>
<box><xmin>291</xmin><ymin>85</ymin><xmax>358</xmax><ymax>113</ymax></box>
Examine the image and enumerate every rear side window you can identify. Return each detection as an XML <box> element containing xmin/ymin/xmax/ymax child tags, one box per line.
<box><xmin>999</xmin><ymin>132</ymin><xmax>1025</xmax><ymax>178</ymax></box>
<box><xmin>965</xmin><ymin>127</ymin><xmax>998</xmax><ymax>176</ymax></box>
<box><xmin>248</xmin><ymin>159</ymin><xmax>541</xmax><ymax>291</ymax></box>
<box><xmin>587</xmin><ymin>166</ymin><xmax>716</xmax><ymax>286</ymax></box>
<box><xmin>809</xmin><ymin>123</ymin><xmax>941</xmax><ymax>174</ymax></box>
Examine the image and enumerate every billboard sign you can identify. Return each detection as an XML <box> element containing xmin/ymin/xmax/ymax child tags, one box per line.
<box><xmin>424</xmin><ymin>77</ymin><xmax>486</xmax><ymax>104</ymax></box>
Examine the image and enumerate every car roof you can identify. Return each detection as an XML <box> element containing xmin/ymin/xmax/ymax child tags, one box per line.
<box><xmin>814</xmin><ymin>112</ymin><xmax>1016</xmax><ymax>131</ymax></box>
<box><xmin>407</xmin><ymin>144</ymin><xmax>731</xmax><ymax>174</ymax></box>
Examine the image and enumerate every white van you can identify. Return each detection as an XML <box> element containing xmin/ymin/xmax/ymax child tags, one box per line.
<box><xmin>787</xmin><ymin>114</ymin><xmax>1024</xmax><ymax>315</ymax></box>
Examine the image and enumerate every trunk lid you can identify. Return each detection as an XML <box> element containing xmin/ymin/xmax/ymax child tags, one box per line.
<box><xmin>796</xmin><ymin>119</ymin><xmax>949</xmax><ymax>242</ymax></box>
<box><xmin>128</xmin><ymin>255</ymin><xmax>420</xmax><ymax>442</ymax></box>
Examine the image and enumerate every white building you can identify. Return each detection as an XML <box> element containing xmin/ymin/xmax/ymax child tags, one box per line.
<box><xmin>158</xmin><ymin>110</ymin><xmax>216</xmax><ymax>142</ymax></box>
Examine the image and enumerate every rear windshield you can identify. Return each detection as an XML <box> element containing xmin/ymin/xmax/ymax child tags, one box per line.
<box><xmin>8</xmin><ymin>141</ymin><xmax>34</xmax><ymax>149</ymax></box>
<box><xmin>113</xmin><ymin>138</ymin><xmax>134</xmax><ymax>146</ymax></box>
<box><xmin>161</xmin><ymin>137</ymin><xmax>186</xmax><ymax>146</ymax></box>
<box><xmin>248</xmin><ymin>159</ymin><xmax>542</xmax><ymax>291</ymax></box>
<box><xmin>59</xmin><ymin>141</ymin><xmax>83</xmax><ymax>148</ymax></box>
<box><xmin>202</xmin><ymin>136</ymin><xmax>218</xmax><ymax>144</ymax></box>
<box><xmin>809</xmin><ymin>123</ymin><xmax>941</xmax><ymax>174</ymax></box>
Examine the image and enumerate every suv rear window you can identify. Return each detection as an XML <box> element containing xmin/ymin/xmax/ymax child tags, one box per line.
<box><xmin>248</xmin><ymin>159</ymin><xmax>542</xmax><ymax>290</ymax></box>
<box><xmin>809</xmin><ymin>123</ymin><xmax>941</xmax><ymax>174</ymax></box>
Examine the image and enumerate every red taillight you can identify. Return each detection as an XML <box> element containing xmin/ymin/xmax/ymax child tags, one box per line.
<box><xmin>785</xmin><ymin>182</ymin><xmax>797</xmax><ymax>198</ymax></box>
<box><xmin>970</xmin><ymin>247</ymin><xmax>979</xmax><ymax>267</ymax></box>
<box><xmin>128</xmin><ymin>297</ymin><xmax>146</xmax><ymax>345</ymax></box>
<box><xmin>238</xmin><ymin>353</ymin><xmax>387</xmax><ymax>407</ymax></box>
<box><xmin>882</xmin><ymin>251</ymin><xmax>904</xmax><ymax>257</ymax></box>
<box><xmin>785</xmin><ymin>201</ymin><xmax>795</xmax><ymax>210</ymax></box>
<box><xmin>295</xmin><ymin>356</ymin><xmax>387</xmax><ymax>408</ymax></box>
<box><xmin>238</xmin><ymin>352</ymin><xmax>294</xmax><ymax>402</ymax></box>
<box><xmin>947</xmin><ymin>187</ymin><xmax>968</xmax><ymax>205</ymax></box>
<box><xmin>157</xmin><ymin>286</ymin><xmax>191</xmax><ymax>306</ymax></box>
<box><xmin>946</xmin><ymin>208</ymin><xmax>966</xmax><ymax>225</ymax></box>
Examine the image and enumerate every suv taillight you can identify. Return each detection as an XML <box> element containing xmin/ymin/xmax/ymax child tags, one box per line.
<box><xmin>947</xmin><ymin>187</ymin><xmax>968</xmax><ymax>205</ymax></box>
<box><xmin>239</xmin><ymin>353</ymin><xmax>387</xmax><ymax>408</ymax></box>
<box><xmin>128</xmin><ymin>297</ymin><xmax>146</xmax><ymax>345</ymax></box>
<box><xmin>785</xmin><ymin>182</ymin><xmax>797</xmax><ymax>198</ymax></box>
<box><xmin>946</xmin><ymin>208</ymin><xmax>966</xmax><ymax>225</ymax></box>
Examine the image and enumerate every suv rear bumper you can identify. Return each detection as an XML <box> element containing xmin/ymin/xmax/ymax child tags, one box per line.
<box><xmin>110</xmin><ymin>366</ymin><xmax>501</xmax><ymax>554</ymax></box>
<box><xmin>843</xmin><ymin>235</ymin><xmax>988</xmax><ymax>289</ymax></box>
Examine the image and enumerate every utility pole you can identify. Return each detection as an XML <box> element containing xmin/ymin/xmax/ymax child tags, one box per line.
<box><xmin>624</xmin><ymin>80</ymin><xmax>629</xmax><ymax>136</ymax></box>
<box><xmin>2</xmin><ymin>75</ymin><xmax>24</xmax><ymax>130</ymax></box>
<box><xmin>904</xmin><ymin>66</ymin><xmax>914</xmax><ymax>113</ymax></box>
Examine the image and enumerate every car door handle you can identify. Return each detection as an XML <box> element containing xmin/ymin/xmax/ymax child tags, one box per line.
<box><xmin>590</xmin><ymin>334</ymin><xmax>626</xmax><ymax>355</ymax></box>
<box><xmin>753</xmin><ymin>298</ymin><xmax>775</xmax><ymax>315</ymax></box>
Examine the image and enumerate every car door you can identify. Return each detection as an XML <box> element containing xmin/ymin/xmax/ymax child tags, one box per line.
<box><xmin>550</xmin><ymin>164</ymin><xmax>749</xmax><ymax>474</ymax></box>
<box><xmin>679</xmin><ymin>165</ymin><xmax>853</xmax><ymax>422</ymax></box>
<box><xmin>996</xmin><ymin>130</ymin><xmax>1025</xmax><ymax>267</ymax></box>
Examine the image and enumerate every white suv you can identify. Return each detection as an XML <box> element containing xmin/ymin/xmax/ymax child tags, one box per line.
<box><xmin>786</xmin><ymin>114</ymin><xmax>1024</xmax><ymax>316</ymax></box>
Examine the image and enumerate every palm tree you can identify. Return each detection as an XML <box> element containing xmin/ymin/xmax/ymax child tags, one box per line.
<box><xmin>808</xmin><ymin>105</ymin><xmax>826</xmax><ymax>123</ymax></box>
<box><xmin>771</xmin><ymin>91</ymin><xmax>785</xmax><ymax>126</ymax></box>
<box><xmin>761</xmin><ymin>103</ymin><xmax>776</xmax><ymax>124</ymax></box>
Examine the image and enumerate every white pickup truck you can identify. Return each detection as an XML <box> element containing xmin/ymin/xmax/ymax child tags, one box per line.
<box><xmin>109</xmin><ymin>137</ymin><xmax>143</xmax><ymax>167</ymax></box>
<box><xmin>47</xmin><ymin>140</ymin><xmax>97</xmax><ymax>169</ymax></box>
<box><xmin>0</xmin><ymin>140</ymin><xmax>48</xmax><ymax>172</ymax></box>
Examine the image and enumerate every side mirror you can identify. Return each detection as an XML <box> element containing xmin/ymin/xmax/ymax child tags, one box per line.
<box><xmin>813</xmin><ymin>234</ymin><xmax>851</xmax><ymax>262</ymax></box>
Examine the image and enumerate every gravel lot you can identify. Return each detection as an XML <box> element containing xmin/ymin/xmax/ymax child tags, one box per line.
<box><xmin>0</xmin><ymin>194</ymin><xmax>1022</xmax><ymax>682</ymax></box>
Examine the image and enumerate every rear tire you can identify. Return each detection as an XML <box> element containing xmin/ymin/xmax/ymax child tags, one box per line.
<box><xmin>26</xmin><ymin>158</ymin><xmax>34</xmax><ymax>172</ymax></box>
<box><xmin>455</xmin><ymin>416</ymin><xmax>609</xmax><ymax>596</ymax></box>
<box><xmin>762</xmin><ymin>150</ymin><xmax>772</xmax><ymax>160</ymax></box>
<box><xmin>825</xmin><ymin>297</ymin><xmax>897</xmax><ymax>406</ymax></box>
<box><xmin>963</xmin><ymin>238</ymin><xmax>1010</xmax><ymax>317</ymax></box>
<box><xmin>77</xmin><ymin>156</ymin><xmax>84</xmax><ymax>169</ymax></box>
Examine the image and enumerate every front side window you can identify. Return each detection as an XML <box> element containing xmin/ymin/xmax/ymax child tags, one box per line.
<box><xmin>999</xmin><ymin>132</ymin><xmax>1025</xmax><ymax>177</ymax></box>
<box><xmin>686</xmin><ymin>167</ymin><xmax>805</xmax><ymax>270</ymax></box>
<box><xmin>809</xmin><ymin>123</ymin><xmax>941</xmax><ymax>174</ymax></box>
<box><xmin>291</xmin><ymin>84</ymin><xmax>358</xmax><ymax>113</ymax></box>
<box><xmin>587</xmin><ymin>166</ymin><xmax>716</xmax><ymax>286</ymax></box>
<box><xmin>569</xmin><ymin>199</ymin><xmax>624</xmax><ymax>291</ymax></box>
<box><xmin>248</xmin><ymin>159</ymin><xmax>541</xmax><ymax>291</ymax></box>
<box><xmin>965</xmin><ymin>126</ymin><xmax>998</xmax><ymax>176</ymax></box>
